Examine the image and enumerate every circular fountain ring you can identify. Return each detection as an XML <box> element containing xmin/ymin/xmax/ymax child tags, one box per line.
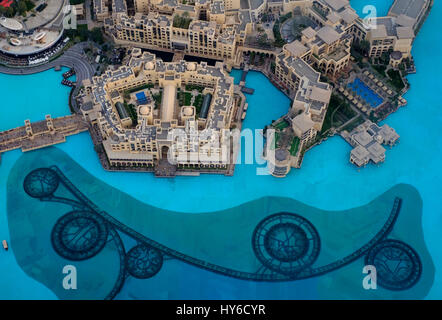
<box><xmin>125</xmin><ymin>244</ymin><xmax>163</xmax><ymax>279</ymax></box>
<box><xmin>365</xmin><ymin>239</ymin><xmax>422</xmax><ymax>290</ymax></box>
<box><xmin>51</xmin><ymin>211</ymin><xmax>109</xmax><ymax>261</ymax></box>
<box><xmin>24</xmin><ymin>168</ymin><xmax>60</xmax><ymax>198</ymax></box>
<box><xmin>252</xmin><ymin>212</ymin><xmax>320</xmax><ymax>276</ymax></box>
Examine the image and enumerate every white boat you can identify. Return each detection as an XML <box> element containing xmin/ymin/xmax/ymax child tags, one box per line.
<box><xmin>2</xmin><ymin>240</ymin><xmax>8</xmax><ymax>250</ymax></box>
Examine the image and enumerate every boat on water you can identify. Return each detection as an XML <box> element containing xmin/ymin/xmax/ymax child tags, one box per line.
<box><xmin>2</xmin><ymin>240</ymin><xmax>8</xmax><ymax>250</ymax></box>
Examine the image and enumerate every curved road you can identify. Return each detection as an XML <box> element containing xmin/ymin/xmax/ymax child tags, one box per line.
<box><xmin>0</xmin><ymin>43</ymin><xmax>95</xmax><ymax>112</ymax></box>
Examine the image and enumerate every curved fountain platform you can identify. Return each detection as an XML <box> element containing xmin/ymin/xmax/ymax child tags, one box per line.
<box><xmin>6</xmin><ymin>147</ymin><xmax>435</xmax><ymax>299</ymax></box>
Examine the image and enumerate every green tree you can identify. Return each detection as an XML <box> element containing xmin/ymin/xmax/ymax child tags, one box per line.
<box><xmin>359</xmin><ymin>40</ymin><xmax>370</xmax><ymax>55</ymax></box>
<box><xmin>6</xmin><ymin>7</ymin><xmax>14</xmax><ymax>17</ymax></box>
<box><xmin>17</xmin><ymin>1</ymin><xmax>28</xmax><ymax>17</ymax></box>
<box><xmin>90</xmin><ymin>27</ymin><xmax>104</xmax><ymax>44</ymax></box>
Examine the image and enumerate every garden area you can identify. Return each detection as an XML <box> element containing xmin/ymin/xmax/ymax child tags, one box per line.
<box><xmin>177</xmin><ymin>89</ymin><xmax>193</xmax><ymax>106</ymax></box>
<box><xmin>248</xmin><ymin>52</ymin><xmax>267</xmax><ymax>66</ymax></box>
<box><xmin>123</xmin><ymin>102</ymin><xmax>138</xmax><ymax>126</ymax></box>
<box><xmin>152</xmin><ymin>91</ymin><xmax>163</xmax><ymax>109</ymax></box>
<box><xmin>65</xmin><ymin>25</ymin><xmax>104</xmax><ymax>44</ymax></box>
<box><xmin>289</xmin><ymin>137</ymin><xmax>300</xmax><ymax>156</ymax></box>
<box><xmin>0</xmin><ymin>0</ymin><xmax>34</xmax><ymax>17</ymax></box>
<box><xmin>185</xmin><ymin>84</ymin><xmax>204</xmax><ymax>92</ymax></box>
<box><xmin>272</xmin><ymin>119</ymin><xmax>289</xmax><ymax>130</ymax></box>
<box><xmin>178</xmin><ymin>88</ymin><xmax>204</xmax><ymax>114</ymax></box>
<box><xmin>173</xmin><ymin>13</ymin><xmax>192</xmax><ymax>29</ymax></box>
<box><xmin>273</xmin><ymin>12</ymin><xmax>292</xmax><ymax>47</ymax></box>
<box><xmin>280</xmin><ymin>15</ymin><xmax>317</xmax><ymax>43</ymax></box>
<box><xmin>321</xmin><ymin>94</ymin><xmax>357</xmax><ymax>134</ymax></box>
<box><xmin>126</xmin><ymin>83</ymin><xmax>154</xmax><ymax>95</ymax></box>
<box><xmin>386</xmin><ymin>69</ymin><xmax>405</xmax><ymax>91</ymax></box>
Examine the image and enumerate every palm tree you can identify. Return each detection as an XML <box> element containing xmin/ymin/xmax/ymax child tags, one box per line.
<box><xmin>359</xmin><ymin>40</ymin><xmax>370</xmax><ymax>56</ymax></box>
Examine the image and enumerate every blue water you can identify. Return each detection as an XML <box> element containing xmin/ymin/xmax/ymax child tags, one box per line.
<box><xmin>135</xmin><ymin>91</ymin><xmax>147</xmax><ymax>104</ymax></box>
<box><xmin>350</xmin><ymin>0</ymin><xmax>393</xmax><ymax>18</ymax></box>
<box><xmin>348</xmin><ymin>78</ymin><xmax>383</xmax><ymax>108</ymax></box>
<box><xmin>0</xmin><ymin>0</ymin><xmax>442</xmax><ymax>299</ymax></box>
<box><xmin>0</xmin><ymin>68</ymin><xmax>72</xmax><ymax>131</ymax></box>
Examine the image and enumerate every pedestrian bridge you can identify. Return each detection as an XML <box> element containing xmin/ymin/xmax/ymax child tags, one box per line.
<box><xmin>0</xmin><ymin>114</ymin><xmax>88</xmax><ymax>154</ymax></box>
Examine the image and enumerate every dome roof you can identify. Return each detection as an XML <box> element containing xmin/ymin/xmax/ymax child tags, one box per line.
<box><xmin>145</xmin><ymin>62</ymin><xmax>154</xmax><ymax>70</ymax></box>
<box><xmin>275</xmin><ymin>148</ymin><xmax>289</xmax><ymax>162</ymax></box>
<box><xmin>139</xmin><ymin>106</ymin><xmax>150</xmax><ymax>115</ymax></box>
<box><xmin>186</xmin><ymin>62</ymin><xmax>197</xmax><ymax>71</ymax></box>
<box><xmin>390</xmin><ymin>51</ymin><xmax>403</xmax><ymax>60</ymax></box>
<box><xmin>183</xmin><ymin>107</ymin><xmax>193</xmax><ymax>116</ymax></box>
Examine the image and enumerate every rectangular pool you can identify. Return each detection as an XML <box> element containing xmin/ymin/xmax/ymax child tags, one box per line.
<box><xmin>347</xmin><ymin>78</ymin><xmax>383</xmax><ymax>108</ymax></box>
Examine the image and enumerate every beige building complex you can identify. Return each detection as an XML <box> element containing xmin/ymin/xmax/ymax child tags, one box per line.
<box><xmin>95</xmin><ymin>0</ymin><xmax>430</xmax><ymax>66</ymax></box>
<box><xmin>78</xmin><ymin>48</ymin><xmax>236</xmax><ymax>172</ymax></box>
<box><xmin>267</xmin><ymin>0</ymin><xmax>430</xmax><ymax>177</ymax></box>
<box><xmin>267</xmin><ymin>56</ymin><xmax>332</xmax><ymax>177</ymax></box>
<box><xmin>88</xmin><ymin>0</ymin><xmax>430</xmax><ymax>177</ymax></box>
<box><xmin>99</xmin><ymin>0</ymin><xmax>256</xmax><ymax>64</ymax></box>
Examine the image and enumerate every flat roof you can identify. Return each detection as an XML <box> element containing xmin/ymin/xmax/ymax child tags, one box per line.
<box><xmin>389</xmin><ymin>0</ymin><xmax>428</xmax><ymax>20</ymax></box>
<box><xmin>285</xmin><ymin>40</ymin><xmax>309</xmax><ymax>57</ymax></box>
<box><xmin>0</xmin><ymin>17</ymin><xmax>23</xmax><ymax>31</ymax></box>
<box><xmin>316</xmin><ymin>26</ymin><xmax>340</xmax><ymax>45</ymax></box>
<box><xmin>323</xmin><ymin>0</ymin><xmax>348</xmax><ymax>12</ymax></box>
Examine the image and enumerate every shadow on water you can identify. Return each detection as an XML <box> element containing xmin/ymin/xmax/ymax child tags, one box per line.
<box><xmin>6</xmin><ymin>147</ymin><xmax>435</xmax><ymax>299</ymax></box>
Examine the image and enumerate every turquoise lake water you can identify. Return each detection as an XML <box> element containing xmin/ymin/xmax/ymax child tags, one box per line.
<box><xmin>350</xmin><ymin>0</ymin><xmax>393</xmax><ymax>18</ymax></box>
<box><xmin>0</xmin><ymin>68</ymin><xmax>73</xmax><ymax>131</ymax></box>
<box><xmin>0</xmin><ymin>0</ymin><xmax>441</xmax><ymax>299</ymax></box>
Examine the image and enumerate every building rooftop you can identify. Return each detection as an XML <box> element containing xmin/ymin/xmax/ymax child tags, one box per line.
<box><xmin>316</xmin><ymin>25</ymin><xmax>341</xmax><ymax>45</ymax></box>
<box><xmin>292</xmin><ymin>112</ymin><xmax>315</xmax><ymax>134</ymax></box>
<box><xmin>302</xmin><ymin>27</ymin><xmax>316</xmax><ymax>39</ymax></box>
<box><xmin>396</xmin><ymin>26</ymin><xmax>415</xmax><ymax>39</ymax></box>
<box><xmin>389</xmin><ymin>0</ymin><xmax>428</xmax><ymax>20</ymax></box>
<box><xmin>285</xmin><ymin>40</ymin><xmax>309</xmax><ymax>58</ymax></box>
<box><xmin>322</xmin><ymin>0</ymin><xmax>348</xmax><ymax>12</ymax></box>
<box><xmin>339</xmin><ymin>8</ymin><xmax>358</xmax><ymax>24</ymax></box>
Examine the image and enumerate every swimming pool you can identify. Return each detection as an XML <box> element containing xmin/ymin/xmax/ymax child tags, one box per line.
<box><xmin>348</xmin><ymin>77</ymin><xmax>383</xmax><ymax>108</ymax></box>
<box><xmin>135</xmin><ymin>91</ymin><xmax>148</xmax><ymax>104</ymax></box>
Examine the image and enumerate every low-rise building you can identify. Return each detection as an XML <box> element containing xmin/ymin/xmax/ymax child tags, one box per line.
<box><xmin>79</xmin><ymin>49</ymin><xmax>236</xmax><ymax>172</ymax></box>
<box><xmin>104</xmin><ymin>0</ymin><xmax>252</xmax><ymax>64</ymax></box>
<box><xmin>348</xmin><ymin>120</ymin><xmax>399</xmax><ymax>167</ymax></box>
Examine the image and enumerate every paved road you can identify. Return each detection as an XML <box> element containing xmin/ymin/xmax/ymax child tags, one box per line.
<box><xmin>0</xmin><ymin>43</ymin><xmax>95</xmax><ymax>112</ymax></box>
